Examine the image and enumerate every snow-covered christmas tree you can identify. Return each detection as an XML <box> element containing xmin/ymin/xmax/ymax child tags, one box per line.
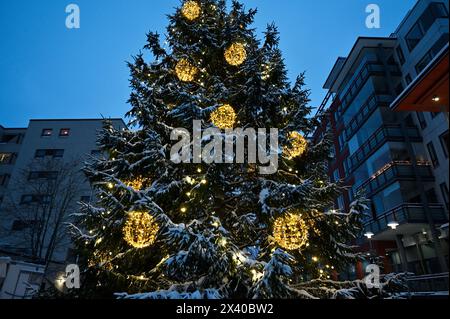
<box><xmin>71</xmin><ymin>0</ymin><xmax>369</xmax><ymax>299</ymax></box>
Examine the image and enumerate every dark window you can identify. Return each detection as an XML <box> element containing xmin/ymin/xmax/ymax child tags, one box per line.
<box><xmin>406</xmin><ymin>23</ymin><xmax>423</xmax><ymax>51</ymax></box>
<box><xmin>12</xmin><ymin>220</ymin><xmax>33</xmax><ymax>231</ymax></box>
<box><xmin>0</xmin><ymin>153</ymin><xmax>14</xmax><ymax>164</ymax></box>
<box><xmin>91</xmin><ymin>150</ymin><xmax>102</xmax><ymax>156</ymax></box>
<box><xmin>406</xmin><ymin>3</ymin><xmax>449</xmax><ymax>52</ymax></box>
<box><xmin>0</xmin><ymin>196</ymin><xmax>3</xmax><ymax>204</ymax></box>
<box><xmin>431</xmin><ymin>112</ymin><xmax>440</xmax><ymax>119</ymax></box>
<box><xmin>426</xmin><ymin>188</ymin><xmax>439</xmax><ymax>203</ymax></box>
<box><xmin>440</xmin><ymin>183</ymin><xmax>449</xmax><ymax>210</ymax></box>
<box><xmin>20</xmin><ymin>195</ymin><xmax>51</xmax><ymax>205</ymax></box>
<box><xmin>28</xmin><ymin>171</ymin><xmax>58</xmax><ymax>181</ymax></box>
<box><xmin>34</xmin><ymin>149</ymin><xmax>64</xmax><ymax>159</ymax></box>
<box><xmin>416</xmin><ymin>112</ymin><xmax>427</xmax><ymax>129</ymax></box>
<box><xmin>0</xmin><ymin>174</ymin><xmax>11</xmax><ymax>186</ymax></box>
<box><xmin>59</xmin><ymin>128</ymin><xmax>70</xmax><ymax>137</ymax></box>
<box><xmin>395</xmin><ymin>83</ymin><xmax>404</xmax><ymax>95</ymax></box>
<box><xmin>405</xmin><ymin>114</ymin><xmax>415</xmax><ymax>126</ymax></box>
<box><xmin>41</xmin><ymin>129</ymin><xmax>53</xmax><ymax>137</ymax></box>
<box><xmin>396</xmin><ymin>46</ymin><xmax>406</xmax><ymax>65</ymax></box>
<box><xmin>427</xmin><ymin>142</ymin><xmax>440</xmax><ymax>168</ymax></box>
<box><xmin>440</xmin><ymin>131</ymin><xmax>449</xmax><ymax>158</ymax></box>
<box><xmin>415</xmin><ymin>33</ymin><xmax>449</xmax><ymax>74</ymax></box>
<box><xmin>405</xmin><ymin>74</ymin><xmax>412</xmax><ymax>85</ymax></box>
<box><xmin>80</xmin><ymin>196</ymin><xmax>91</xmax><ymax>203</ymax></box>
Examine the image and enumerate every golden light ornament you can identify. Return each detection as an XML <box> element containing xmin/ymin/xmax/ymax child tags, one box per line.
<box><xmin>123</xmin><ymin>211</ymin><xmax>159</xmax><ymax>249</ymax></box>
<box><xmin>224</xmin><ymin>43</ymin><xmax>247</xmax><ymax>66</ymax></box>
<box><xmin>175</xmin><ymin>58</ymin><xmax>198</xmax><ymax>82</ymax></box>
<box><xmin>273</xmin><ymin>213</ymin><xmax>309</xmax><ymax>251</ymax></box>
<box><xmin>181</xmin><ymin>1</ymin><xmax>201</xmax><ymax>21</ymax></box>
<box><xmin>210</xmin><ymin>104</ymin><xmax>237</xmax><ymax>129</ymax></box>
<box><xmin>283</xmin><ymin>131</ymin><xmax>308</xmax><ymax>159</ymax></box>
<box><xmin>125</xmin><ymin>176</ymin><xmax>147</xmax><ymax>191</ymax></box>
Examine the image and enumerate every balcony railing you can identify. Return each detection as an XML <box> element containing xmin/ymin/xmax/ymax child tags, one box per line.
<box><xmin>357</xmin><ymin>161</ymin><xmax>434</xmax><ymax>196</ymax></box>
<box><xmin>364</xmin><ymin>204</ymin><xmax>448</xmax><ymax>235</ymax></box>
<box><xmin>347</xmin><ymin>125</ymin><xmax>423</xmax><ymax>173</ymax></box>
<box><xmin>336</xmin><ymin>63</ymin><xmax>401</xmax><ymax>119</ymax></box>
<box><xmin>345</xmin><ymin>94</ymin><xmax>393</xmax><ymax>141</ymax></box>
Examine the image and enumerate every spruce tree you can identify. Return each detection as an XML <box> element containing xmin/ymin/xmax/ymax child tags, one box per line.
<box><xmin>72</xmin><ymin>0</ymin><xmax>367</xmax><ymax>299</ymax></box>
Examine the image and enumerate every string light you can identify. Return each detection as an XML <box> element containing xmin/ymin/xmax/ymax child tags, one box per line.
<box><xmin>175</xmin><ymin>58</ymin><xmax>198</xmax><ymax>82</ymax></box>
<box><xmin>224</xmin><ymin>43</ymin><xmax>247</xmax><ymax>66</ymax></box>
<box><xmin>181</xmin><ymin>1</ymin><xmax>201</xmax><ymax>21</ymax></box>
<box><xmin>123</xmin><ymin>211</ymin><xmax>159</xmax><ymax>249</ymax></box>
<box><xmin>180</xmin><ymin>207</ymin><xmax>188</xmax><ymax>213</ymax></box>
<box><xmin>273</xmin><ymin>212</ymin><xmax>309</xmax><ymax>251</ymax></box>
<box><xmin>210</xmin><ymin>104</ymin><xmax>237</xmax><ymax>129</ymax></box>
<box><xmin>283</xmin><ymin>131</ymin><xmax>308</xmax><ymax>159</ymax></box>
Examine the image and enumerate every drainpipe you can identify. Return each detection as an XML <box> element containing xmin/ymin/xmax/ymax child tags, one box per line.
<box><xmin>377</xmin><ymin>44</ymin><xmax>449</xmax><ymax>273</ymax></box>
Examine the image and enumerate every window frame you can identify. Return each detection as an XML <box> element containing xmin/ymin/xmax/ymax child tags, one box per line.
<box><xmin>439</xmin><ymin>130</ymin><xmax>449</xmax><ymax>158</ymax></box>
<box><xmin>440</xmin><ymin>183</ymin><xmax>449</xmax><ymax>210</ymax></box>
<box><xmin>427</xmin><ymin>141</ymin><xmax>440</xmax><ymax>168</ymax></box>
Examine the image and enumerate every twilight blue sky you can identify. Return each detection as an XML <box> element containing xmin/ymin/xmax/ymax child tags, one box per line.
<box><xmin>0</xmin><ymin>0</ymin><xmax>416</xmax><ymax>127</ymax></box>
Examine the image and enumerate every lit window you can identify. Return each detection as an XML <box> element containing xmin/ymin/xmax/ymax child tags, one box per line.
<box><xmin>41</xmin><ymin>129</ymin><xmax>53</xmax><ymax>137</ymax></box>
<box><xmin>59</xmin><ymin>129</ymin><xmax>70</xmax><ymax>137</ymax></box>
<box><xmin>0</xmin><ymin>153</ymin><xmax>13</xmax><ymax>164</ymax></box>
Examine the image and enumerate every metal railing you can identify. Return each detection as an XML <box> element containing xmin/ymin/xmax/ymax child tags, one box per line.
<box><xmin>358</xmin><ymin>161</ymin><xmax>434</xmax><ymax>196</ymax></box>
<box><xmin>364</xmin><ymin>204</ymin><xmax>448</xmax><ymax>235</ymax></box>
<box><xmin>347</xmin><ymin>125</ymin><xmax>423</xmax><ymax>174</ymax></box>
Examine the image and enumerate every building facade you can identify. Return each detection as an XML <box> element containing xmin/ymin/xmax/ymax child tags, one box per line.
<box><xmin>313</xmin><ymin>0</ymin><xmax>449</xmax><ymax>278</ymax></box>
<box><xmin>0</xmin><ymin>118</ymin><xmax>125</xmax><ymax>298</ymax></box>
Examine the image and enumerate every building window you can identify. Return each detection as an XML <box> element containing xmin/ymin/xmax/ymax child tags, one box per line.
<box><xmin>336</xmin><ymin>195</ymin><xmax>345</xmax><ymax>210</ymax></box>
<box><xmin>440</xmin><ymin>183</ymin><xmax>449</xmax><ymax>210</ymax></box>
<box><xmin>35</xmin><ymin>149</ymin><xmax>64</xmax><ymax>159</ymax></box>
<box><xmin>80</xmin><ymin>196</ymin><xmax>91</xmax><ymax>203</ymax></box>
<box><xmin>41</xmin><ymin>129</ymin><xmax>53</xmax><ymax>137</ymax></box>
<box><xmin>440</xmin><ymin>131</ymin><xmax>449</xmax><ymax>158</ymax></box>
<box><xmin>415</xmin><ymin>33</ymin><xmax>449</xmax><ymax>74</ymax></box>
<box><xmin>426</xmin><ymin>188</ymin><xmax>439</xmax><ymax>203</ymax></box>
<box><xmin>91</xmin><ymin>150</ymin><xmax>102</xmax><ymax>156</ymax></box>
<box><xmin>0</xmin><ymin>174</ymin><xmax>11</xmax><ymax>186</ymax></box>
<box><xmin>427</xmin><ymin>142</ymin><xmax>440</xmax><ymax>168</ymax></box>
<box><xmin>0</xmin><ymin>153</ymin><xmax>12</xmax><ymax>164</ymax></box>
<box><xmin>406</xmin><ymin>3</ymin><xmax>449</xmax><ymax>52</ymax></box>
<box><xmin>405</xmin><ymin>74</ymin><xmax>412</xmax><ymax>85</ymax></box>
<box><xmin>11</xmin><ymin>220</ymin><xmax>34</xmax><ymax>231</ymax></box>
<box><xmin>59</xmin><ymin>128</ymin><xmax>70</xmax><ymax>137</ymax></box>
<box><xmin>396</xmin><ymin>46</ymin><xmax>405</xmax><ymax>65</ymax></box>
<box><xmin>338</xmin><ymin>133</ymin><xmax>346</xmax><ymax>152</ymax></box>
<box><xmin>333</xmin><ymin>169</ymin><xmax>340</xmax><ymax>182</ymax></box>
<box><xmin>28</xmin><ymin>171</ymin><xmax>58</xmax><ymax>181</ymax></box>
<box><xmin>430</xmin><ymin>112</ymin><xmax>440</xmax><ymax>119</ymax></box>
<box><xmin>406</xmin><ymin>23</ymin><xmax>423</xmax><ymax>51</ymax></box>
<box><xmin>416</xmin><ymin>112</ymin><xmax>427</xmax><ymax>130</ymax></box>
<box><xmin>20</xmin><ymin>194</ymin><xmax>51</xmax><ymax>205</ymax></box>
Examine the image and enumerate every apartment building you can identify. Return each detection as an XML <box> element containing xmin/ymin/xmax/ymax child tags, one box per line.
<box><xmin>313</xmin><ymin>0</ymin><xmax>449</xmax><ymax>278</ymax></box>
<box><xmin>0</xmin><ymin>118</ymin><xmax>125</xmax><ymax>298</ymax></box>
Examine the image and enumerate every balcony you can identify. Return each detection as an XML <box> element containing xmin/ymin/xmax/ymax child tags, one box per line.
<box><xmin>345</xmin><ymin>94</ymin><xmax>392</xmax><ymax>141</ymax></box>
<box><xmin>347</xmin><ymin>125</ymin><xmax>423</xmax><ymax>174</ymax></box>
<box><xmin>364</xmin><ymin>204</ymin><xmax>448</xmax><ymax>236</ymax></box>
<box><xmin>336</xmin><ymin>62</ymin><xmax>401</xmax><ymax>119</ymax></box>
<box><xmin>358</xmin><ymin>161</ymin><xmax>434</xmax><ymax>196</ymax></box>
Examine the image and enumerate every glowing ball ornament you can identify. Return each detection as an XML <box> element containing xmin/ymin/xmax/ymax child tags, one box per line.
<box><xmin>224</xmin><ymin>43</ymin><xmax>247</xmax><ymax>66</ymax></box>
<box><xmin>123</xmin><ymin>211</ymin><xmax>159</xmax><ymax>249</ymax></box>
<box><xmin>175</xmin><ymin>58</ymin><xmax>198</xmax><ymax>82</ymax></box>
<box><xmin>124</xmin><ymin>176</ymin><xmax>146</xmax><ymax>191</ymax></box>
<box><xmin>181</xmin><ymin>1</ymin><xmax>201</xmax><ymax>21</ymax></box>
<box><xmin>210</xmin><ymin>104</ymin><xmax>237</xmax><ymax>129</ymax></box>
<box><xmin>283</xmin><ymin>131</ymin><xmax>308</xmax><ymax>159</ymax></box>
<box><xmin>273</xmin><ymin>213</ymin><xmax>309</xmax><ymax>251</ymax></box>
